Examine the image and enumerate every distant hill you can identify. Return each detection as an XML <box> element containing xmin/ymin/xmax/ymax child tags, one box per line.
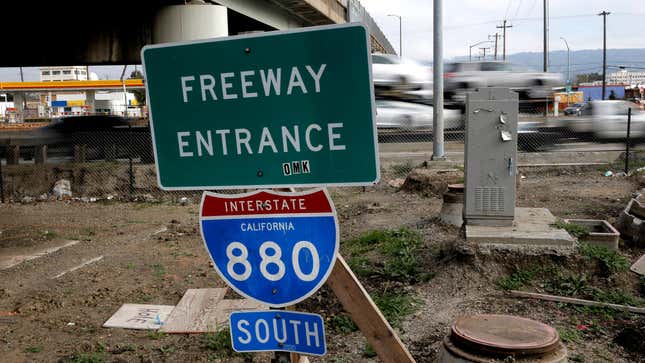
<box><xmin>451</xmin><ymin>48</ymin><xmax>645</xmax><ymax>78</ymax></box>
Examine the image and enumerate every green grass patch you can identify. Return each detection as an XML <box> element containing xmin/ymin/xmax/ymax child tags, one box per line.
<box><xmin>558</xmin><ymin>327</ymin><xmax>584</xmax><ymax>344</ymax></box>
<box><xmin>24</xmin><ymin>346</ymin><xmax>43</xmax><ymax>353</ymax></box>
<box><xmin>497</xmin><ymin>267</ymin><xmax>537</xmax><ymax>291</ymax></box>
<box><xmin>373</xmin><ymin>291</ymin><xmax>419</xmax><ymax>328</ymax></box>
<box><xmin>329</xmin><ymin>314</ymin><xmax>358</xmax><ymax>334</ymax></box>
<box><xmin>579</xmin><ymin>243</ymin><xmax>629</xmax><ymax>274</ymax></box>
<box><xmin>147</xmin><ymin>331</ymin><xmax>165</xmax><ymax>340</ymax></box>
<box><xmin>592</xmin><ymin>288</ymin><xmax>644</xmax><ymax>307</ymax></box>
<box><xmin>363</xmin><ymin>343</ymin><xmax>377</xmax><ymax>358</ymax></box>
<box><xmin>551</xmin><ymin>220</ymin><xmax>590</xmax><ymax>238</ymax></box>
<box><xmin>203</xmin><ymin>328</ymin><xmax>251</xmax><ymax>359</ymax></box>
<box><xmin>344</xmin><ymin>228</ymin><xmax>431</xmax><ymax>283</ymax></box>
<box><xmin>61</xmin><ymin>352</ymin><xmax>107</xmax><ymax>363</ymax></box>
<box><xmin>545</xmin><ymin>273</ymin><xmax>592</xmax><ymax>297</ymax></box>
<box><xmin>150</xmin><ymin>263</ymin><xmax>166</xmax><ymax>279</ymax></box>
<box><xmin>390</xmin><ymin>161</ymin><xmax>415</xmax><ymax>175</ymax></box>
<box><xmin>42</xmin><ymin>230</ymin><xmax>58</xmax><ymax>240</ymax></box>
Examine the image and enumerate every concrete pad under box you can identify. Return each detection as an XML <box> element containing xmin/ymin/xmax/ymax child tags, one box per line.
<box><xmin>466</xmin><ymin>208</ymin><xmax>575</xmax><ymax>247</ymax></box>
<box><xmin>565</xmin><ymin>219</ymin><xmax>620</xmax><ymax>250</ymax></box>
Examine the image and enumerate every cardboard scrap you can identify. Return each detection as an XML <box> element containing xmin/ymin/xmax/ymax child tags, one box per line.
<box><xmin>631</xmin><ymin>254</ymin><xmax>645</xmax><ymax>276</ymax></box>
<box><xmin>161</xmin><ymin>288</ymin><xmax>268</xmax><ymax>333</ymax></box>
<box><xmin>103</xmin><ymin>304</ymin><xmax>175</xmax><ymax>330</ymax></box>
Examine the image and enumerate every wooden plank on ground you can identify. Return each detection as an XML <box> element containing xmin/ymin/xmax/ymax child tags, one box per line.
<box><xmin>631</xmin><ymin>254</ymin><xmax>645</xmax><ymax>276</ymax></box>
<box><xmin>160</xmin><ymin>288</ymin><xmax>269</xmax><ymax>334</ymax></box>
<box><xmin>103</xmin><ymin>304</ymin><xmax>175</xmax><ymax>330</ymax></box>
<box><xmin>0</xmin><ymin>240</ymin><xmax>79</xmax><ymax>270</ymax></box>
<box><xmin>510</xmin><ymin>290</ymin><xmax>645</xmax><ymax>314</ymax></box>
<box><xmin>160</xmin><ymin>288</ymin><xmax>227</xmax><ymax>333</ymax></box>
<box><xmin>325</xmin><ymin>255</ymin><xmax>416</xmax><ymax>363</ymax></box>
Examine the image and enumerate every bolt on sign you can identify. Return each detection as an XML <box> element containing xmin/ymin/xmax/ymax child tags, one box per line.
<box><xmin>141</xmin><ymin>23</ymin><xmax>379</xmax><ymax>190</ymax></box>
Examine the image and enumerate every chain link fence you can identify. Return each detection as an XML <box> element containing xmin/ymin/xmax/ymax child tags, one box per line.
<box><xmin>0</xmin><ymin>98</ymin><xmax>643</xmax><ymax>201</ymax></box>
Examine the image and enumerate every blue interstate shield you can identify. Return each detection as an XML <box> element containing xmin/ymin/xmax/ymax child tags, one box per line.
<box><xmin>200</xmin><ymin>189</ymin><xmax>339</xmax><ymax>307</ymax></box>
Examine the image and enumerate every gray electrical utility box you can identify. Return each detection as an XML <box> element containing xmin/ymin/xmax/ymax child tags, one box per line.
<box><xmin>464</xmin><ymin>88</ymin><xmax>518</xmax><ymax>226</ymax></box>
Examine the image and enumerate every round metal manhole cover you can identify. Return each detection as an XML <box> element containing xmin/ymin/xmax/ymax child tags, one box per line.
<box><xmin>451</xmin><ymin>314</ymin><xmax>560</xmax><ymax>356</ymax></box>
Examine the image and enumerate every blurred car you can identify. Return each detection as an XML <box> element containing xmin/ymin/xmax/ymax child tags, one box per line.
<box><xmin>517</xmin><ymin>122</ymin><xmax>555</xmax><ymax>152</ymax></box>
<box><xmin>372</xmin><ymin>54</ymin><xmax>432</xmax><ymax>96</ymax></box>
<box><xmin>444</xmin><ymin>61</ymin><xmax>563</xmax><ymax>102</ymax></box>
<box><xmin>552</xmin><ymin>100</ymin><xmax>645</xmax><ymax>140</ymax></box>
<box><xmin>563</xmin><ymin>102</ymin><xmax>586</xmax><ymax>116</ymax></box>
<box><xmin>590</xmin><ymin>100</ymin><xmax>645</xmax><ymax>140</ymax></box>
<box><xmin>375</xmin><ymin>100</ymin><xmax>462</xmax><ymax>130</ymax></box>
<box><xmin>25</xmin><ymin>115</ymin><xmax>152</xmax><ymax>161</ymax></box>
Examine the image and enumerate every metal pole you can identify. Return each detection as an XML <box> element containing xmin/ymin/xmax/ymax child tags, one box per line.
<box><xmin>432</xmin><ymin>0</ymin><xmax>444</xmax><ymax>160</ymax></box>
<box><xmin>543</xmin><ymin>0</ymin><xmax>548</xmax><ymax>72</ymax></box>
<box><xmin>128</xmin><ymin>123</ymin><xmax>134</xmax><ymax>197</ymax></box>
<box><xmin>469</xmin><ymin>46</ymin><xmax>472</xmax><ymax>62</ymax></box>
<box><xmin>0</xmin><ymin>148</ymin><xmax>4</xmax><ymax>203</ymax></box>
<box><xmin>399</xmin><ymin>16</ymin><xmax>402</xmax><ymax>57</ymax></box>
<box><xmin>560</xmin><ymin>37</ymin><xmax>570</xmax><ymax>88</ymax></box>
<box><xmin>502</xmin><ymin>20</ymin><xmax>507</xmax><ymax>61</ymax></box>
<box><xmin>496</xmin><ymin>20</ymin><xmax>512</xmax><ymax>61</ymax></box>
<box><xmin>387</xmin><ymin>15</ymin><xmax>402</xmax><ymax>57</ymax></box>
<box><xmin>494</xmin><ymin>33</ymin><xmax>498</xmax><ymax>60</ymax></box>
<box><xmin>599</xmin><ymin>11</ymin><xmax>610</xmax><ymax>100</ymax></box>
<box><xmin>626</xmin><ymin>107</ymin><xmax>632</xmax><ymax>174</ymax></box>
<box><xmin>479</xmin><ymin>47</ymin><xmax>488</xmax><ymax>60</ymax></box>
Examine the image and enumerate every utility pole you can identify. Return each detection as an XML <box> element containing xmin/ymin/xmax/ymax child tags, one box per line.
<box><xmin>560</xmin><ymin>37</ymin><xmax>571</xmax><ymax>92</ymax></box>
<box><xmin>469</xmin><ymin>40</ymin><xmax>492</xmax><ymax>62</ymax></box>
<box><xmin>387</xmin><ymin>14</ymin><xmax>402</xmax><ymax>57</ymax></box>
<box><xmin>489</xmin><ymin>33</ymin><xmax>499</xmax><ymax>60</ymax></box>
<box><xmin>479</xmin><ymin>47</ymin><xmax>488</xmax><ymax>60</ymax></box>
<box><xmin>543</xmin><ymin>0</ymin><xmax>549</xmax><ymax>72</ymax></box>
<box><xmin>496</xmin><ymin>20</ymin><xmax>513</xmax><ymax>61</ymax></box>
<box><xmin>432</xmin><ymin>0</ymin><xmax>445</xmax><ymax>160</ymax></box>
<box><xmin>599</xmin><ymin>10</ymin><xmax>610</xmax><ymax>100</ymax></box>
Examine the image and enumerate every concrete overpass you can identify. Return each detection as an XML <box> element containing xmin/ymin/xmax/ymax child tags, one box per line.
<box><xmin>0</xmin><ymin>0</ymin><xmax>395</xmax><ymax>67</ymax></box>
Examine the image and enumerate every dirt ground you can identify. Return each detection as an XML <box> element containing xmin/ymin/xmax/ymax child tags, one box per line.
<box><xmin>1</xmin><ymin>164</ymin><xmax>644</xmax><ymax>363</ymax></box>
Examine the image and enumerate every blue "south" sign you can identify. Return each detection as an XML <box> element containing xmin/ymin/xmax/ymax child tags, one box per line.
<box><xmin>230</xmin><ymin>310</ymin><xmax>326</xmax><ymax>356</ymax></box>
<box><xmin>200</xmin><ymin>189</ymin><xmax>339</xmax><ymax>307</ymax></box>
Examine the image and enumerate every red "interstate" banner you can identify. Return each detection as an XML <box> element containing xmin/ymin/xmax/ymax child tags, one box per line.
<box><xmin>201</xmin><ymin>189</ymin><xmax>333</xmax><ymax>217</ymax></box>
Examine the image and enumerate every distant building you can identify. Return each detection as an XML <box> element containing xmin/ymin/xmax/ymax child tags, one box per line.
<box><xmin>578</xmin><ymin>85</ymin><xmax>626</xmax><ymax>101</ymax></box>
<box><xmin>40</xmin><ymin>66</ymin><xmax>88</xmax><ymax>82</ymax></box>
<box><xmin>608</xmin><ymin>70</ymin><xmax>645</xmax><ymax>85</ymax></box>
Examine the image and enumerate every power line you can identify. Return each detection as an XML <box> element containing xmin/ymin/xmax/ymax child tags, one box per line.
<box><xmin>504</xmin><ymin>0</ymin><xmax>513</xmax><ymax>20</ymax></box>
<box><xmin>444</xmin><ymin>13</ymin><xmax>596</xmax><ymax>30</ymax></box>
<box><xmin>513</xmin><ymin>0</ymin><xmax>524</xmax><ymax>20</ymax></box>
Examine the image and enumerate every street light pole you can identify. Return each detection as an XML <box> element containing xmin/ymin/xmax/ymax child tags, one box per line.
<box><xmin>469</xmin><ymin>40</ymin><xmax>492</xmax><ymax>62</ymax></box>
<box><xmin>598</xmin><ymin>11</ymin><xmax>610</xmax><ymax>100</ymax></box>
<box><xmin>387</xmin><ymin>14</ymin><xmax>402</xmax><ymax>57</ymax></box>
<box><xmin>560</xmin><ymin>37</ymin><xmax>570</xmax><ymax>89</ymax></box>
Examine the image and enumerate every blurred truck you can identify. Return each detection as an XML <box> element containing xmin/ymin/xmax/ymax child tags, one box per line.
<box><xmin>444</xmin><ymin>61</ymin><xmax>563</xmax><ymax>102</ymax></box>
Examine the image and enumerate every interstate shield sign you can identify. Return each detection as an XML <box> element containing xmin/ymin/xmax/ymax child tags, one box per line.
<box><xmin>199</xmin><ymin>189</ymin><xmax>339</xmax><ymax>307</ymax></box>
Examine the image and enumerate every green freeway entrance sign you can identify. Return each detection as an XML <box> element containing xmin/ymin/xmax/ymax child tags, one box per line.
<box><xmin>141</xmin><ymin>23</ymin><xmax>379</xmax><ymax>190</ymax></box>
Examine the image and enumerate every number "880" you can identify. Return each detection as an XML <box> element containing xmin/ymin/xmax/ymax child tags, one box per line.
<box><xmin>226</xmin><ymin>241</ymin><xmax>320</xmax><ymax>282</ymax></box>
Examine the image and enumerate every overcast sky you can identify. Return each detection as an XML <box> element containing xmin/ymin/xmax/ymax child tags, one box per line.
<box><xmin>2</xmin><ymin>1</ymin><xmax>643</xmax><ymax>82</ymax></box>
<box><xmin>361</xmin><ymin>0</ymin><xmax>645</xmax><ymax>61</ymax></box>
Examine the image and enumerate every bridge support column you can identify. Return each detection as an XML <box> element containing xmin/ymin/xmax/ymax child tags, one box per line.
<box><xmin>13</xmin><ymin>93</ymin><xmax>25</xmax><ymax>122</ymax></box>
<box><xmin>7</xmin><ymin>145</ymin><xmax>20</xmax><ymax>165</ymax></box>
<box><xmin>34</xmin><ymin>145</ymin><xmax>47</xmax><ymax>164</ymax></box>
<box><xmin>154</xmin><ymin>3</ymin><xmax>228</xmax><ymax>43</ymax></box>
<box><xmin>86</xmin><ymin>90</ymin><xmax>96</xmax><ymax>115</ymax></box>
